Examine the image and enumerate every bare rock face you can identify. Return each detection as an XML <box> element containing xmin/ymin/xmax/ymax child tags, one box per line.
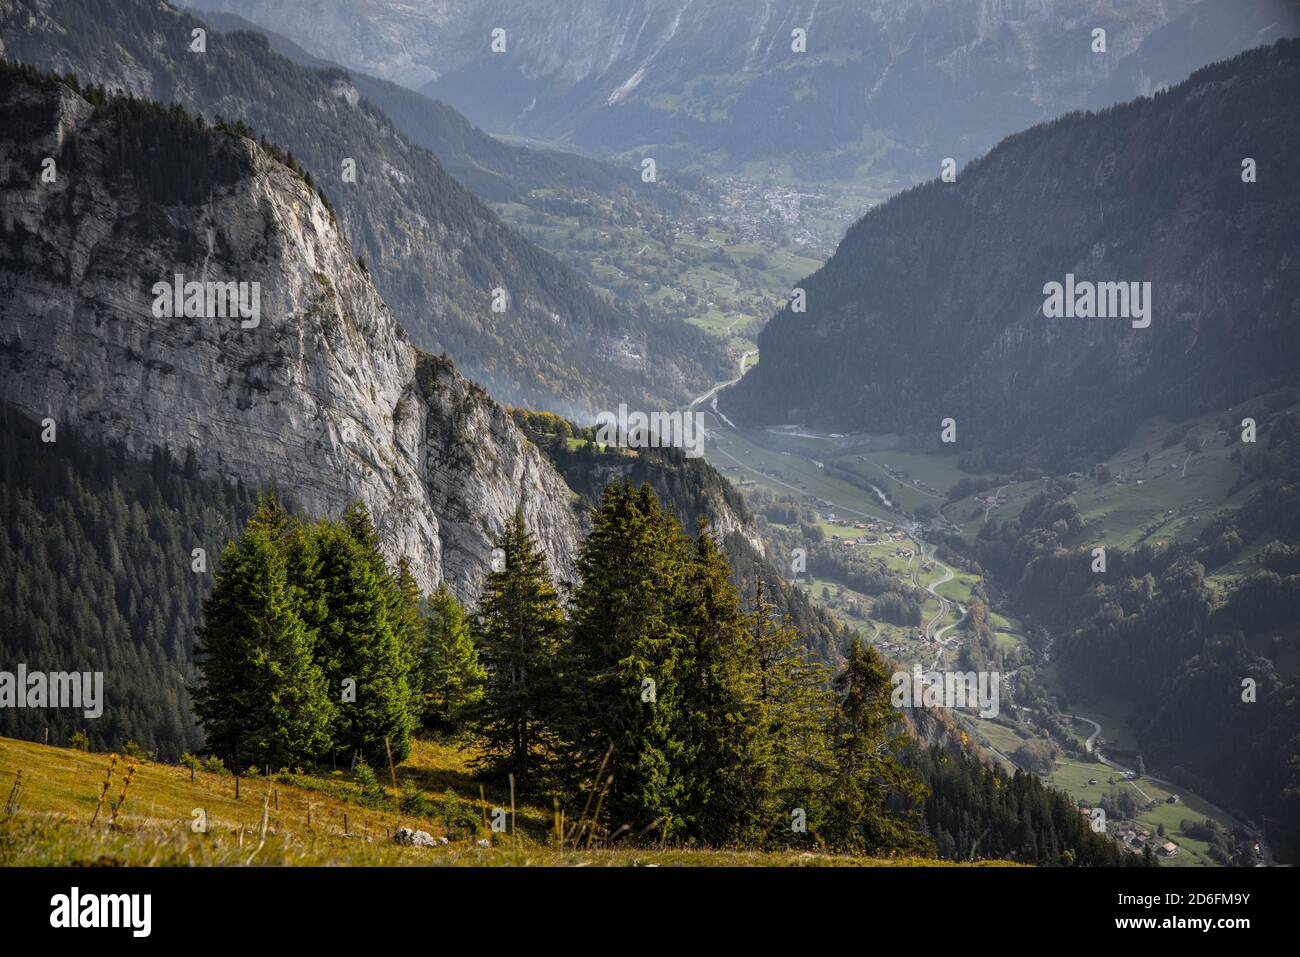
<box><xmin>0</xmin><ymin>74</ymin><xmax>581</xmax><ymax>600</ymax></box>
<box><xmin>187</xmin><ymin>0</ymin><xmax>1232</xmax><ymax>180</ymax></box>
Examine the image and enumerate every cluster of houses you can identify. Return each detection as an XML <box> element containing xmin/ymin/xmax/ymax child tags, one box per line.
<box><xmin>1079</xmin><ymin>808</ymin><xmax>1179</xmax><ymax>856</ymax></box>
<box><xmin>818</xmin><ymin>518</ymin><xmax>912</xmax><ymax>552</ymax></box>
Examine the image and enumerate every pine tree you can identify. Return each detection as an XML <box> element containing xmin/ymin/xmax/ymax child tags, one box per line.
<box><xmin>191</xmin><ymin>494</ymin><xmax>333</xmax><ymax>769</ymax></box>
<box><xmin>824</xmin><ymin>638</ymin><xmax>930</xmax><ymax>855</ymax></box>
<box><xmin>311</xmin><ymin>502</ymin><xmax>416</xmax><ymax>766</ymax></box>
<box><xmin>750</xmin><ymin>578</ymin><xmax>834</xmax><ymax>846</ymax></box>
<box><xmin>676</xmin><ymin>524</ymin><xmax>767</xmax><ymax>844</ymax></box>
<box><xmin>468</xmin><ymin>508</ymin><xmax>567</xmax><ymax>791</ymax></box>
<box><xmin>391</xmin><ymin>556</ymin><xmax>425</xmax><ymax>706</ymax></box>
<box><xmin>564</xmin><ymin>483</ymin><xmax>691</xmax><ymax>840</ymax></box>
<box><xmin>420</xmin><ymin>582</ymin><xmax>485</xmax><ymax>732</ymax></box>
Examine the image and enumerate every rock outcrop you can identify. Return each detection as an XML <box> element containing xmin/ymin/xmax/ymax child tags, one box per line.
<box><xmin>0</xmin><ymin>69</ymin><xmax>581</xmax><ymax>599</ymax></box>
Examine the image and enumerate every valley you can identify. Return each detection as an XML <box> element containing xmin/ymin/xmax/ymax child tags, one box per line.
<box><xmin>0</xmin><ymin>0</ymin><xmax>1296</xmax><ymax>885</ymax></box>
<box><xmin>492</xmin><ymin>174</ymin><xmax>870</xmax><ymax>364</ymax></box>
<box><xmin>684</xmin><ymin>401</ymin><xmax>1277</xmax><ymax>865</ymax></box>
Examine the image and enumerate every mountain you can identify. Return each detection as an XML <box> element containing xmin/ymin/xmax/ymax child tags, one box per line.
<box><xmin>191</xmin><ymin>6</ymin><xmax>707</xmax><ymax>213</ymax></box>
<box><xmin>0</xmin><ymin>61</ymin><xmax>583</xmax><ymax>598</ymax></box>
<box><xmin>721</xmin><ymin>40</ymin><xmax>1300</xmax><ymax>469</ymax></box>
<box><xmin>0</xmin><ymin>0</ymin><xmax>730</xmax><ymax>420</ymax></box>
<box><xmin>177</xmin><ymin>0</ymin><xmax>1296</xmax><ymax>183</ymax></box>
<box><xmin>1088</xmin><ymin>0</ymin><xmax>1300</xmax><ymax>108</ymax></box>
<box><xmin>0</xmin><ymin>62</ymin><xmax>802</xmax><ymax>754</ymax></box>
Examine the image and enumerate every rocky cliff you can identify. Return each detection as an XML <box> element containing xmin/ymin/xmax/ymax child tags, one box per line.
<box><xmin>0</xmin><ymin>0</ymin><xmax>730</xmax><ymax>420</ymax></box>
<box><xmin>0</xmin><ymin>66</ymin><xmax>582</xmax><ymax>600</ymax></box>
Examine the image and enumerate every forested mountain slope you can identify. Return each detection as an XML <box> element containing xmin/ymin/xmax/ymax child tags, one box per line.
<box><xmin>723</xmin><ymin>40</ymin><xmax>1300</xmax><ymax>469</ymax></box>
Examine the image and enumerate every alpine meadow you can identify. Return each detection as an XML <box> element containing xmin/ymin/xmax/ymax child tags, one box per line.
<box><xmin>1</xmin><ymin>0</ymin><xmax>1298</xmax><ymax>940</ymax></box>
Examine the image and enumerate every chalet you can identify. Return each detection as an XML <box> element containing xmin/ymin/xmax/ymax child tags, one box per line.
<box><xmin>1157</xmin><ymin>842</ymin><xmax>1179</xmax><ymax>857</ymax></box>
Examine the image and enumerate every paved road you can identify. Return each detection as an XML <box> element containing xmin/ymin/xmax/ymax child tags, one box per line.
<box><xmin>686</xmin><ymin>349</ymin><xmax>756</xmax><ymax>414</ymax></box>
<box><xmin>909</xmin><ymin>538</ymin><xmax>965</xmax><ymax>668</ymax></box>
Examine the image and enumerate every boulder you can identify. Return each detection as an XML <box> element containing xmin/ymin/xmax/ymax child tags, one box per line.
<box><xmin>394</xmin><ymin>827</ymin><xmax>438</xmax><ymax>847</ymax></box>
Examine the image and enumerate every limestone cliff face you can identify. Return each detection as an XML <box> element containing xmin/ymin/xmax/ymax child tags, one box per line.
<box><xmin>0</xmin><ymin>72</ymin><xmax>581</xmax><ymax>600</ymax></box>
<box><xmin>0</xmin><ymin>0</ymin><xmax>731</xmax><ymax>423</ymax></box>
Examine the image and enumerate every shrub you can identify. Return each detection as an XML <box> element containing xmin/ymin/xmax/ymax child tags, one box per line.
<box><xmin>122</xmin><ymin>740</ymin><xmax>153</xmax><ymax>761</ymax></box>
<box><xmin>430</xmin><ymin>789</ymin><xmax>481</xmax><ymax>836</ymax></box>
<box><xmin>399</xmin><ymin>780</ymin><xmax>432</xmax><ymax>817</ymax></box>
<box><xmin>200</xmin><ymin>755</ymin><xmax>230</xmax><ymax>776</ymax></box>
<box><xmin>353</xmin><ymin>758</ymin><xmax>385</xmax><ymax>804</ymax></box>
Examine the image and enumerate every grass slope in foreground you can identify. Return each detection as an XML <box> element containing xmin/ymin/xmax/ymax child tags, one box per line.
<box><xmin>0</xmin><ymin>737</ymin><xmax>1013</xmax><ymax>867</ymax></box>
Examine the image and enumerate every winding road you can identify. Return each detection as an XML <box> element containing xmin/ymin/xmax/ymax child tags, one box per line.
<box><xmin>686</xmin><ymin>349</ymin><xmax>755</xmax><ymax>414</ymax></box>
<box><xmin>909</xmin><ymin>538</ymin><xmax>966</xmax><ymax>669</ymax></box>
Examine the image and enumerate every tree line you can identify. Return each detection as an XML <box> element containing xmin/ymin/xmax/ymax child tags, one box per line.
<box><xmin>193</xmin><ymin>482</ymin><xmax>931</xmax><ymax>853</ymax></box>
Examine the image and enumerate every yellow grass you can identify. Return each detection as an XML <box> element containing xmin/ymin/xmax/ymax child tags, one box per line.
<box><xmin>0</xmin><ymin>736</ymin><xmax>1019</xmax><ymax>867</ymax></box>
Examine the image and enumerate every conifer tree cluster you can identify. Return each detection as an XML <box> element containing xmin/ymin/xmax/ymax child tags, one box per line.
<box><xmin>191</xmin><ymin>495</ymin><xmax>421</xmax><ymax>772</ymax></box>
<box><xmin>465</xmin><ymin>483</ymin><xmax>931</xmax><ymax>852</ymax></box>
<box><xmin>191</xmin><ymin>482</ymin><xmax>930</xmax><ymax>853</ymax></box>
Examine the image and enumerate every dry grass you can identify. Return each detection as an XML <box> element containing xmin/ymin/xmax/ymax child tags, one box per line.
<box><xmin>0</xmin><ymin>736</ymin><xmax>1020</xmax><ymax>867</ymax></box>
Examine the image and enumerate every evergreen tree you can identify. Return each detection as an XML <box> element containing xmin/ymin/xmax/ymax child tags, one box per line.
<box><xmin>310</xmin><ymin>502</ymin><xmax>416</xmax><ymax>766</ymax></box>
<box><xmin>824</xmin><ymin>638</ymin><xmax>930</xmax><ymax>854</ymax></box>
<box><xmin>191</xmin><ymin>494</ymin><xmax>333</xmax><ymax>769</ymax></box>
<box><xmin>676</xmin><ymin>524</ymin><xmax>767</xmax><ymax>844</ymax></box>
<box><xmin>750</xmin><ymin>579</ymin><xmax>834</xmax><ymax>846</ymax></box>
<box><xmin>420</xmin><ymin>582</ymin><xmax>486</xmax><ymax>732</ymax></box>
<box><xmin>468</xmin><ymin>508</ymin><xmax>567</xmax><ymax>790</ymax></box>
<box><xmin>392</xmin><ymin>556</ymin><xmax>425</xmax><ymax>706</ymax></box>
<box><xmin>564</xmin><ymin>483</ymin><xmax>692</xmax><ymax>840</ymax></box>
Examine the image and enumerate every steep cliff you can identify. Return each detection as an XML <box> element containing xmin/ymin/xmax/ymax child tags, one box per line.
<box><xmin>0</xmin><ymin>65</ymin><xmax>581</xmax><ymax>600</ymax></box>
<box><xmin>0</xmin><ymin>0</ymin><xmax>730</xmax><ymax>419</ymax></box>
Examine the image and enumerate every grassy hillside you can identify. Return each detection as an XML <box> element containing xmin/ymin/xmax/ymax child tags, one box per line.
<box><xmin>0</xmin><ymin>736</ymin><xmax>1012</xmax><ymax>867</ymax></box>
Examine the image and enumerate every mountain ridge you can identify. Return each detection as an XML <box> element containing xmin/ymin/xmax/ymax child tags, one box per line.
<box><xmin>179</xmin><ymin>0</ymin><xmax>1297</xmax><ymax>183</ymax></box>
<box><xmin>721</xmin><ymin>39</ymin><xmax>1300</xmax><ymax>468</ymax></box>
<box><xmin>0</xmin><ymin>0</ymin><xmax>730</xmax><ymax>420</ymax></box>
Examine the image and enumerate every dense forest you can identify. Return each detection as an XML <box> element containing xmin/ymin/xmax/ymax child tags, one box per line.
<box><xmin>0</xmin><ymin>405</ymin><xmax>260</xmax><ymax>757</ymax></box>
<box><xmin>907</xmin><ymin>745</ymin><xmax>1139</xmax><ymax>866</ymax></box>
